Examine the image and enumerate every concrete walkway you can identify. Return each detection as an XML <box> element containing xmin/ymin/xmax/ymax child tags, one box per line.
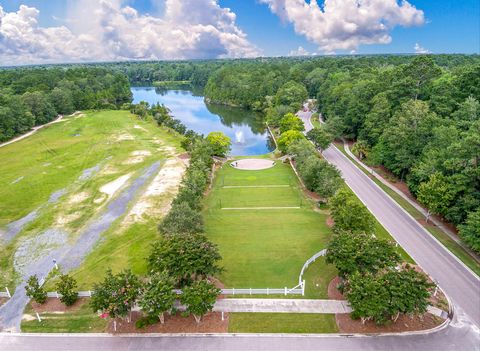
<box><xmin>211</xmin><ymin>298</ymin><xmax>352</xmax><ymax>314</ymax></box>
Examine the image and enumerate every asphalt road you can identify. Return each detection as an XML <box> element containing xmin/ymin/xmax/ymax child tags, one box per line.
<box><xmin>0</xmin><ymin>315</ymin><xmax>478</xmax><ymax>351</ymax></box>
<box><xmin>299</xmin><ymin>109</ymin><xmax>480</xmax><ymax>327</ymax></box>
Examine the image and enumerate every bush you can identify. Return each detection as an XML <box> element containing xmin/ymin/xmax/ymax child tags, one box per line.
<box><xmin>135</xmin><ymin>315</ymin><xmax>160</xmax><ymax>329</ymax></box>
<box><xmin>25</xmin><ymin>275</ymin><xmax>47</xmax><ymax>304</ymax></box>
<box><xmin>55</xmin><ymin>274</ymin><xmax>78</xmax><ymax>306</ymax></box>
<box><xmin>158</xmin><ymin>201</ymin><xmax>204</xmax><ymax>235</ymax></box>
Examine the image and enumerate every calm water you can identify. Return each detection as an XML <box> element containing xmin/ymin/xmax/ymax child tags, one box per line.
<box><xmin>131</xmin><ymin>87</ymin><xmax>274</xmax><ymax>156</ymax></box>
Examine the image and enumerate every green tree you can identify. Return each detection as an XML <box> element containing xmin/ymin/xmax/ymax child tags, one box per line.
<box><xmin>326</xmin><ymin>231</ymin><xmax>400</xmax><ymax>278</ymax></box>
<box><xmin>49</xmin><ymin>87</ymin><xmax>74</xmax><ymax>115</ymax></box>
<box><xmin>90</xmin><ymin>269</ymin><xmax>141</xmax><ymax>322</ymax></box>
<box><xmin>278</xmin><ymin>130</ymin><xmax>305</xmax><ymax>153</ymax></box>
<box><xmin>459</xmin><ymin>209</ymin><xmax>480</xmax><ymax>253</ymax></box>
<box><xmin>275</xmin><ymin>81</ymin><xmax>308</xmax><ymax>111</ymax></box>
<box><xmin>206</xmin><ymin>132</ymin><xmax>231</xmax><ymax>157</ymax></box>
<box><xmin>329</xmin><ymin>187</ymin><xmax>376</xmax><ymax>234</ymax></box>
<box><xmin>21</xmin><ymin>91</ymin><xmax>57</xmax><ymax>125</ymax></box>
<box><xmin>25</xmin><ymin>275</ymin><xmax>47</xmax><ymax>304</ymax></box>
<box><xmin>382</xmin><ymin>267</ymin><xmax>432</xmax><ymax>322</ymax></box>
<box><xmin>306</xmin><ymin>127</ymin><xmax>333</xmax><ymax>152</ymax></box>
<box><xmin>344</xmin><ymin>272</ymin><xmax>389</xmax><ymax>324</ymax></box>
<box><xmin>180</xmin><ymin>280</ymin><xmax>220</xmax><ymax>323</ymax></box>
<box><xmin>417</xmin><ymin>172</ymin><xmax>455</xmax><ymax>222</ymax></box>
<box><xmin>55</xmin><ymin>274</ymin><xmax>78</xmax><ymax>306</ymax></box>
<box><xmin>351</xmin><ymin>140</ymin><xmax>370</xmax><ymax>160</ymax></box>
<box><xmin>359</xmin><ymin>92</ymin><xmax>391</xmax><ymax>145</ymax></box>
<box><xmin>148</xmin><ymin>234</ymin><xmax>222</xmax><ymax>285</ymax></box>
<box><xmin>279</xmin><ymin>113</ymin><xmax>305</xmax><ymax>133</ymax></box>
<box><xmin>373</xmin><ymin>100</ymin><xmax>440</xmax><ymax>180</ymax></box>
<box><xmin>324</xmin><ymin>115</ymin><xmax>346</xmax><ymax>139</ymax></box>
<box><xmin>158</xmin><ymin>201</ymin><xmax>204</xmax><ymax>235</ymax></box>
<box><xmin>139</xmin><ymin>272</ymin><xmax>177</xmax><ymax>324</ymax></box>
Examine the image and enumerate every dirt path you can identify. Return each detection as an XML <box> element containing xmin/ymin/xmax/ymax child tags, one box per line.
<box><xmin>0</xmin><ymin>115</ymin><xmax>63</xmax><ymax>149</ymax></box>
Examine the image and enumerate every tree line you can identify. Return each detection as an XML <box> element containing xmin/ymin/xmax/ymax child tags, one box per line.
<box><xmin>0</xmin><ymin>67</ymin><xmax>132</xmax><ymax>142</ymax></box>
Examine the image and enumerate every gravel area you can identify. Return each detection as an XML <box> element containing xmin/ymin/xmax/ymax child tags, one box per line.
<box><xmin>231</xmin><ymin>159</ymin><xmax>275</xmax><ymax>170</ymax></box>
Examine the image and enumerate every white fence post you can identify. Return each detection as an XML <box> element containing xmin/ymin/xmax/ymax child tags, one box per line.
<box><xmin>284</xmin><ymin>287</ymin><xmax>287</xmax><ymax>296</ymax></box>
<box><xmin>302</xmin><ymin>280</ymin><xmax>305</xmax><ymax>296</ymax></box>
<box><xmin>55</xmin><ymin>291</ymin><xmax>59</xmax><ymax>299</ymax></box>
<box><xmin>5</xmin><ymin>287</ymin><xmax>11</xmax><ymax>298</ymax></box>
<box><xmin>249</xmin><ymin>288</ymin><xmax>252</xmax><ymax>295</ymax></box>
<box><xmin>36</xmin><ymin>312</ymin><xmax>41</xmax><ymax>322</ymax></box>
<box><xmin>267</xmin><ymin>288</ymin><xmax>269</xmax><ymax>295</ymax></box>
<box><xmin>232</xmin><ymin>288</ymin><xmax>235</xmax><ymax>296</ymax></box>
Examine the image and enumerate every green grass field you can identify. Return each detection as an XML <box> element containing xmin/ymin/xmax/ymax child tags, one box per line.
<box><xmin>203</xmin><ymin>159</ymin><xmax>333</xmax><ymax>289</ymax></box>
<box><xmin>228</xmin><ymin>313</ymin><xmax>338</xmax><ymax>333</ymax></box>
<box><xmin>0</xmin><ymin>110</ymin><xmax>183</xmax><ymax>290</ymax></box>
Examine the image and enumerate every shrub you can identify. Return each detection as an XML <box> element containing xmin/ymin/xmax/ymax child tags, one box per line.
<box><xmin>25</xmin><ymin>275</ymin><xmax>47</xmax><ymax>304</ymax></box>
<box><xmin>55</xmin><ymin>274</ymin><xmax>78</xmax><ymax>306</ymax></box>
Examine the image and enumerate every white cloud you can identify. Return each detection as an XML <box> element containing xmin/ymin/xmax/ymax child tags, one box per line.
<box><xmin>260</xmin><ymin>0</ymin><xmax>425</xmax><ymax>53</ymax></box>
<box><xmin>414</xmin><ymin>42</ymin><xmax>431</xmax><ymax>54</ymax></box>
<box><xmin>0</xmin><ymin>0</ymin><xmax>260</xmax><ymax>65</ymax></box>
<box><xmin>288</xmin><ymin>46</ymin><xmax>310</xmax><ymax>56</ymax></box>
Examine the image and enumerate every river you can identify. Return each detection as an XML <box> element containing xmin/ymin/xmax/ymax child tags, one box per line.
<box><xmin>131</xmin><ymin>87</ymin><xmax>274</xmax><ymax>156</ymax></box>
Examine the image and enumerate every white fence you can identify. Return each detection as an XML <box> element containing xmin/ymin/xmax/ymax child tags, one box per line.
<box><xmin>298</xmin><ymin>249</ymin><xmax>327</xmax><ymax>285</ymax></box>
<box><xmin>3</xmin><ymin>284</ymin><xmax>305</xmax><ymax>300</ymax></box>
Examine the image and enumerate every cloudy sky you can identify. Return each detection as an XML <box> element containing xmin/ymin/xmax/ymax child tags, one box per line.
<box><xmin>0</xmin><ymin>0</ymin><xmax>479</xmax><ymax>65</ymax></box>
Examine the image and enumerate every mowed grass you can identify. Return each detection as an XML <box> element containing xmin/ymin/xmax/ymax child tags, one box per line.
<box><xmin>204</xmin><ymin>160</ymin><xmax>333</xmax><ymax>288</ymax></box>
<box><xmin>0</xmin><ymin>110</ymin><xmax>182</xmax><ymax>289</ymax></box>
<box><xmin>21</xmin><ymin>302</ymin><xmax>107</xmax><ymax>333</ymax></box>
<box><xmin>228</xmin><ymin>313</ymin><xmax>338</xmax><ymax>333</ymax></box>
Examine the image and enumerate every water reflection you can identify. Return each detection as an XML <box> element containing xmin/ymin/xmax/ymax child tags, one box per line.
<box><xmin>131</xmin><ymin>87</ymin><xmax>274</xmax><ymax>156</ymax></box>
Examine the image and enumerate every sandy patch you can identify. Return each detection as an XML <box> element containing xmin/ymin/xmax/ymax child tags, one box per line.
<box><xmin>69</xmin><ymin>191</ymin><xmax>89</xmax><ymax>204</ymax></box>
<box><xmin>134</xmin><ymin>124</ymin><xmax>148</xmax><ymax>132</ymax></box>
<box><xmin>74</xmin><ymin>113</ymin><xmax>86</xmax><ymax>119</ymax></box>
<box><xmin>22</xmin><ymin>314</ymin><xmax>36</xmax><ymax>321</ymax></box>
<box><xmin>93</xmin><ymin>194</ymin><xmax>107</xmax><ymax>204</ymax></box>
<box><xmin>56</xmin><ymin>212</ymin><xmax>81</xmax><ymax>226</ymax></box>
<box><xmin>122</xmin><ymin>150</ymin><xmax>152</xmax><ymax>165</ymax></box>
<box><xmin>100</xmin><ymin>174</ymin><xmax>131</xmax><ymax>196</ymax></box>
<box><xmin>116</xmin><ymin>133</ymin><xmax>134</xmax><ymax>141</ymax></box>
<box><xmin>124</xmin><ymin>158</ymin><xmax>186</xmax><ymax>224</ymax></box>
<box><xmin>131</xmin><ymin>150</ymin><xmax>152</xmax><ymax>157</ymax></box>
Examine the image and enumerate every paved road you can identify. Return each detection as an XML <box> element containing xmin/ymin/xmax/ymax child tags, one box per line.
<box><xmin>0</xmin><ymin>312</ymin><xmax>479</xmax><ymax>351</ymax></box>
<box><xmin>298</xmin><ymin>109</ymin><xmax>480</xmax><ymax>327</ymax></box>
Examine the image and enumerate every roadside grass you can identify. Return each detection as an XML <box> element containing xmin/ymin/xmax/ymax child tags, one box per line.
<box><xmin>204</xmin><ymin>161</ymin><xmax>333</xmax><ymax>289</ymax></box>
<box><xmin>228</xmin><ymin>313</ymin><xmax>338</xmax><ymax>333</ymax></box>
<box><xmin>21</xmin><ymin>302</ymin><xmax>106</xmax><ymax>333</ymax></box>
<box><xmin>0</xmin><ymin>110</ymin><xmax>182</xmax><ymax>289</ymax></box>
<box><xmin>334</xmin><ymin>142</ymin><xmax>480</xmax><ymax>276</ymax></box>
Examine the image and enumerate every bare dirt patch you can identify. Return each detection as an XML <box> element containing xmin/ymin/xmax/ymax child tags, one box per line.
<box><xmin>124</xmin><ymin>158</ymin><xmax>186</xmax><ymax>224</ymax></box>
<box><xmin>68</xmin><ymin>191</ymin><xmax>89</xmax><ymax>204</ymax></box>
<box><xmin>115</xmin><ymin>133</ymin><xmax>134</xmax><ymax>142</ymax></box>
<box><xmin>55</xmin><ymin>212</ymin><xmax>81</xmax><ymax>226</ymax></box>
<box><xmin>100</xmin><ymin>174</ymin><xmax>131</xmax><ymax>197</ymax></box>
<box><xmin>29</xmin><ymin>297</ymin><xmax>87</xmax><ymax>313</ymax></box>
<box><xmin>328</xmin><ymin>276</ymin><xmax>345</xmax><ymax>300</ymax></box>
<box><xmin>134</xmin><ymin>125</ymin><xmax>148</xmax><ymax>132</ymax></box>
<box><xmin>326</xmin><ymin>216</ymin><xmax>334</xmax><ymax>228</ymax></box>
<box><xmin>107</xmin><ymin>311</ymin><xmax>228</xmax><ymax>334</ymax></box>
<box><xmin>335</xmin><ymin>312</ymin><xmax>444</xmax><ymax>334</ymax></box>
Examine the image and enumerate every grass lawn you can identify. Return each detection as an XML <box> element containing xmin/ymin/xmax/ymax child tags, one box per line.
<box><xmin>334</xmin><ymin>142</ymin><xmax>480</xmax><ymax>276</ymax></box>
<box><xmin>204</xmin><ymin>159</ymin><xmax>333</xmax><ymax>288</ymax></box>
<box><xmin>0</xmin><ymin>110</ymin><xmax>183</xmax><ymax>290</ymax></box>
<box><xmin>228</xmin><ymin>313</ymin><xmax>338</xmax><ymax>333</ymax></box>
<box><xmin>21</xmin><ymin>302</ymin><xmax>107</xmax><ymax>333</ymax></box>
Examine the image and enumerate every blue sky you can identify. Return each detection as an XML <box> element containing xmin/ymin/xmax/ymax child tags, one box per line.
<box><xmin>0</xmin><ymin>0</ymin><xmax>478</xmax><ymax>65</ymax></box>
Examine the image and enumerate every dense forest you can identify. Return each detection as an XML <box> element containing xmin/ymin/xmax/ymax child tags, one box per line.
<box><xmin>1</xmin><ymin>54</ymin><xmax>478</xmax><ymax>251</ymax></box>
<box><xmin>0</xmin><ymin>67</ymin><xmax>131</xmax><ymax>142</ymax></box>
